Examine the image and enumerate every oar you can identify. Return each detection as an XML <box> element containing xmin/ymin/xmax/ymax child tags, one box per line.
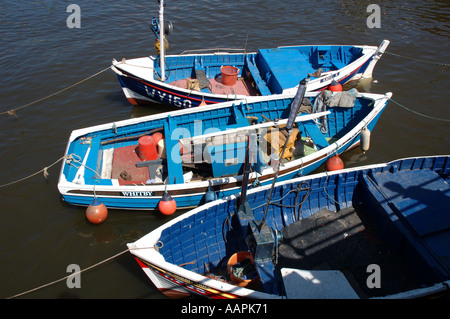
<box><xmin>259</xmin><ymin>76</ymin><xmax>310</xmax><ymax>230</ymax></box>
<box><xmin>238</xmin><ymin>133</ymin><xmax>258</xmax><ymax>214</ymax></box>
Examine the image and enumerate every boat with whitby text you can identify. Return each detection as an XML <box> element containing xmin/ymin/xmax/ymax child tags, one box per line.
<box><xmin>57</xmin><ymin>81</ymin><xmax>391</xmax><ymax>211</ymax></box>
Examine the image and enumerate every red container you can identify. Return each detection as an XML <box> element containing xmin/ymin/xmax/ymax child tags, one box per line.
<box><xmin>138</xmin><ymin>135</ymin><xmax>158</xmax><ymax>161</ymax></box>
<box><xmin>227</xmin><ymin>251</ymin><xmax>260</xmax><ymax>288</ymax></box>
<box><xmin>221</xmin><ymin>66</ymin><xmax>239</xmax><ymax>86</ymax></box>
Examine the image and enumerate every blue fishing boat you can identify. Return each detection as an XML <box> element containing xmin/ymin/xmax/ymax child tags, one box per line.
<box><xmin>57</xmin><ymin>83</ymin><xmax>391</xmax><ymax>211</ymax></box>
<box><xmin>128</xmin><ymin>155</ymin><xmax>450</xmax><ymax>299</ymax></box>
<box><xmin>110</xmin><ymin>1</ymin><xmax>389</xmax><ymax>108</ymax></box>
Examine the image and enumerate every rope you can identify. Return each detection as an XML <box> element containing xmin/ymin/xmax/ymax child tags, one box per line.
<box><xmin>384</xmin><ymin>51</ymin><xmax>449</xmax><ymax>67</ymax></box>
<box><xmin>0</xmin><ymin>153</ymin><xmax>105</xmax><ymax>189</ymax></box>
<box><xmin>1</xmin><ymin>66</ymin><xmax>111</xmax><ymax>117</ymax></box>
<box><xmin>390</xmin><ymin>99</ymin><xmax>450</xmax><ymax>122</ymax></box>
<box><xmin>6</xmin><ymin>249</ymin><xmax>130</xmax><ymax>299</ymax></box>
<box><xmin>6</xmin><ymin>245</ymin><xmax>156</xmax><ymax>299</ymax></box>
<box><xmin>0</xmin><ymin>155</ymin><xmax>68</xmax><ymax>188</ymax></box>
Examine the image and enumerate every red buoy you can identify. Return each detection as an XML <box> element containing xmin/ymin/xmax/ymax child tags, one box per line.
<box><xmin>325</xmin><ymin>154</ymin><xmax>344</xmax><ymax>171</ymax></box>
<box><xmin>138</xmin><ymin>135</ymin><xmax>158</xmax><ymax>161</ymax></box>
<box><xmin>328</xmin><ymin>80</ymin><xmax>342</xmax><ymax>92</ymax></box>
<box><xmin>158</xmin><ymin>192</ymin><xmax>177</xmax><ymax>215</ymax></box>
<box><xmin>86</xmin><ymin>198</ymin><xmax>108</xmax><ymax>224</ymax></box>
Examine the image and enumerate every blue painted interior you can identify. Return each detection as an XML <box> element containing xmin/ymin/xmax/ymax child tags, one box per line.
<box><xmin>63</xmin><ymin>94</ymin><xmax>375</xmax><ymax>186</ymax></box>
<box><xmin>157</xmin><ymin>156</ymin><xmax>450</xmax><ymax>295</ymax></box>
<box><xmin>153</xmin><ymin>45</ymin><xmax>364</xmax><ymax>95</ymax></box>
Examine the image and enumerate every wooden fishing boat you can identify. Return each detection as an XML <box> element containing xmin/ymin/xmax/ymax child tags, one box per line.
<box><xmin>57</xmin><ymin>85</ymin><xmax>391</xmax><ymax>211</ymax></box>
<box><xmin>128</xmin><ymin>155</ymin><xmax>450</xmax><ymax>299</ymax></box>
<box><xmin>110</xmin><ymin>1</ymin><xmax>389</xmax><ymax>108</ymax></box>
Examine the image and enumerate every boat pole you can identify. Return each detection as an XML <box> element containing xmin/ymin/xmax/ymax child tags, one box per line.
<box><xmin>260</xmin><ymin>76</ymin><xmax>309</xmax><ymax>230</ymax></box>
<box><xmin>239</xmin><ymin>133</ymin><xmax>257</xmax><ymax>208</ymax></box>
<box><xmin>159</xmin><ymin>0</ymin><xmax>166</xmax><ymax>82</ymax></box>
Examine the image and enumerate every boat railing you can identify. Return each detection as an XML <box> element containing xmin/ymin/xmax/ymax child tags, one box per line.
<box><xmin>179</xmin><ymin>47</ymin><xmax>247</xmax><ymax>55</ymax></box>
<box><xmin>179</xmin><ymin>111</ymin><xmax>331</xmax><ymax>146</ymax></box>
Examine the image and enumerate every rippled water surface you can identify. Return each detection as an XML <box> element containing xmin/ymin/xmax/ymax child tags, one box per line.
<box><xmin>1</xmin><ymin>0</ymin><xmax>448</xmax><ymax>299</ymax></box>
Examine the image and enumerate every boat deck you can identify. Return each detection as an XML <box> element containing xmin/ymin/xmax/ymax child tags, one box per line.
<box><xmin>170</xmin><ymin>76</ymin><xmax>259</xmax><ymax>97</ymax></box>
<box><xmin>277</xmin><ymin>207</ymin><xmax>420</xmax><ymax>298</ymax></box>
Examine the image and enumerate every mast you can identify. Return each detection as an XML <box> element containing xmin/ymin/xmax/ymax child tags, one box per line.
<box><xmin>159</xmin><ymin>0</ymin><xmax>165</xmax><ymax>82</ymax></box>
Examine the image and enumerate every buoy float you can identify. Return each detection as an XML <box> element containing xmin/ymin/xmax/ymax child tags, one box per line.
<box><xmin>328</xmin><ymin>80</ymin><xmax>342</xmax><ymax>92</ymax></box>
<box><xmin>360</xmin><ymin>126</ymin><xmax>371</xmax><ymax>153</ymax></box>
<box><xmin>325</xmin><ymin>154</ymin><xmax>344</xmax><ymax>171</ymax></box>
<box><xmin>158</xmin><ymin>191</ymin><xmax>177</xmax><ymax>215</ymax></box>
<box><xmin>86</xmin><ymin>198</ymin><xmax>108</xmax><ymax>224</ymax></box>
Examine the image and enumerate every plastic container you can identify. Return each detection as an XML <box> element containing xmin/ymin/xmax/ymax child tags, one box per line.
<box><xmin>227</xmin><ymin>251</ymin><xmax>260</xmax><ymax>288</ymax></box>
<box><xmin>221</xmin><ymin>66</ymin><xmax>239</xmax><ymax>86</ymax></box>
<box><xmin>138</xmin><ymin>135</ymin><xmax>158</xmax><ymax>161</ymax></box>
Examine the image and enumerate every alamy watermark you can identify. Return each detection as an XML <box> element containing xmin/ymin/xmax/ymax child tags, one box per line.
<box><xmin>66</xmin><ymin>4</ymin><xmax>81</xmax><ymax>29</ymax></box>
<box><xmin>66</xmin><ymin>4</ymin><xmax>381</xmax><ymax>30</ymax></box>
<box><xmin>367</xmin><ymin>4</ymin><xmax>381</xmax><ymax>28</ymax></box>
<box><xmin>64</xmin><ymin>262</ymin><xmax>381</xmax><ymax>290</ymax></box>
<box><xmin>66</xmin><ymin>264</ymin><xmax>81</xmax><ymax>288</ymax></box>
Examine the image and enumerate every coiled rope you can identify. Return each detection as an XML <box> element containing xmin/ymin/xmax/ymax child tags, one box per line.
<box><xmin>1</xmin><ymin>66</ymin><xmax>111</xmax><ymax>117</ymax></box>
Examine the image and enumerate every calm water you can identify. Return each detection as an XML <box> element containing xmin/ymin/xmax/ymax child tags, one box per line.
<box><xmin>1</xmin><ymin>0</ymin><xmax>449</xmax><ymax>299</ymax></box>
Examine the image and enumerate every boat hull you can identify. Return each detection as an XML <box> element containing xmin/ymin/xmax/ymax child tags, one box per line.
<box><xmin>128</xmin><ymin>155</ymin><xmax>450</xmax><ymax>299</ymax></box>
<box><xmin>58</xmin><ymin>91</ymin><xmax>391</xmax><ymax>211</ymax></box>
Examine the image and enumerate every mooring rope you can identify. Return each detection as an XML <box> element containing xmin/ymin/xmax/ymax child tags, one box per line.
<box><xmin>0</xmin><ymin>155</ymin><xmax>68</xmax><ymax>188</ymax></box>
<box><xmin>390</xmin><ymin>98</ymin><xmax>450</xmax><ymax>122</ymax></box>
<box><xmin>6</xmin><ymin>245</ymin><xmax>158</xmax><ymax>299</ymax></box>
<box><xmin>385</xmin><ymin>51</ymin><xmax>449</xmax><ymax>67</ymax></box>
<box><xmin>1</xmin><ymin>66</ymin><xmax>111</xmax><ymax>117</ymax></box>
<box><xmin>0</xmin><ymin>153</ymin><xmax>101</xmax><ymax>189</ymax></box>
<box><xmin>6</xmin><ymin>248</ymin><xmax>130</xmax><ymax>299</ymax></box>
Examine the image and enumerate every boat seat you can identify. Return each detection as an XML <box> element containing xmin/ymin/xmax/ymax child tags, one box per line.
<box><xmin>258</xmin><ymin>48</ymin><xmax>314</xmax><ymax>93</ymax></box>
<box><xmin>135</xmin><ymin>158</ymin><xmax>165</xmax><ymax>182</ymax></box>
<box><xmin>281</xmin><ymin>268</ymin><xmax>359</xmax><ymax>299</ymax></box>
<box><xmin>85</xmin><ymin>136</ymin><xmax>101</xmax><ymax>181</ymax></box>
<box><xmin>245</xmin><ymin>55</ymin><xmax>272</xmax><ymax>96</ymax></box>
<box><xmin>360</xmin><ymin>168</ymin><xmax>450</xmax><ymax>282</ymax></box>
<box><xmin>331</xmin><ymin>60</ymin><xmax>346</xmax><ymax>70</ymax></box>
<box><xmin>301</xmin><ymin>120</ymin><xmax>329</xmax><ymax>149</ymax></box>
<box><xmin>164</xmin><ymin>121</ymin><xmax>184</xmax><ymax>184</ymax></box>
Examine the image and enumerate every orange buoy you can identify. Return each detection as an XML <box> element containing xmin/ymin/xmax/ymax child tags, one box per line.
<box><xmin>138</xmin><ymin>135</ymin><xmax>158</xmax><ymax>161</ymax></box>
<box><xmin>328</xmin><ymin>80</ymin><xmax>342</xmax><ymax>92</ymax></box>
<box><xmin>158</xmin><ymin>191</ymin><xmax>177</xmax><ymax>215</ymax></box>
<box><xmin>86</xmin><ymin>198</ymin><xmax>108</xmax><ymax>224</ymax></box>
<box><xmin>325</xmin><ymin>154</ymin><xmax>344</xmax><ymax>171</ymax></box>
